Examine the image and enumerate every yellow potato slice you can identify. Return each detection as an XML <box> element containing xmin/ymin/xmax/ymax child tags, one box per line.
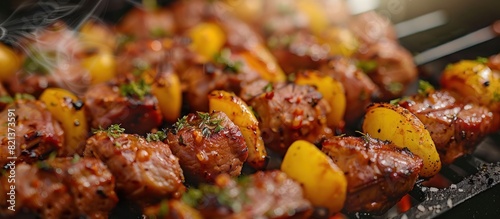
<box><xmin>208</xmin><ymin>90</ymin><xmax>267</xmax><ymax>169</ymax></box>
<box><xmin>39</xmin><ymin>88</ymin><xmax>89</xmax><ymax>155</ymax></box>
<box><xmin>281</xmin><ymin>140</ymin><xmax>347</xmax><ymax>214</ymax></box>
<box><xmin>295</xmin><ymin>71</ymin><xmax>346</xmax><ymax>128</ymax></box>
<box><xmin>362</xmin><ymin>103</ymin><xmax>441</xmax><ymax>177</ymax></box>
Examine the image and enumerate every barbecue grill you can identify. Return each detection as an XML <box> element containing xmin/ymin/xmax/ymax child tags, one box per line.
<box><xmin>1</xmin><ymin>0</ymin><xmax>499</xmax><ymax>218</ymax></box>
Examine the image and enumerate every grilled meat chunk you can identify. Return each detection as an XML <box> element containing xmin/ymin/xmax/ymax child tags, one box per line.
<box><xmin>319</xmin><ymin>56</ymin><xmax>380</xmax><ymax>125</ymax></box>
<box><xmin>269</xmin><ymin>31</ymin><xmax>330</xmax><ymax>74</ymax></box>
<box><xmin>84</xmin><ymin>131</ymin><xmax>185</xmax><ymax>205</ymax></box>
<box><xmin>398</xmin><ymin>90</ymin><xmax>495</xmax><ymax>164</ymax></box>
<box><xmin>0</xmin><ymin>100</ymin><xmax>64</xmax><ymax>167</ymax></box>
<box><xmin>83</xmin><ymin>82</ymin><xmax>163</xmax><ymax>135</ymax></box>
<box><xmin>0</xmin><ymin>158</ymin><xmax>118</xmax><ymax>219</ymax></box>
<box><xmin>350</xmin><ymin>12</ymin><xmax>417</xmax><ymax>100</ymax></box>
<box><xmin>166</xmin><ymin>111</ymin><xmax>248</xmax><ymax>183</ymax></box>
<box><xmin>185</xmin><ymin>171</ymin><xmax>312</xmax><ymax>219</ymax></box>
<box><xmin>250</xmin><ymin>83</ymin><xmax>333</xmax><ymax>155</ymax></box>
<box><xmin>180</xmin><ymin>64</ymin><xmax>229</xmax><ymax>112</ymax></box>
<box><xmin>322</xmin><ymin>136</ymin><xmax>422</xmax><ymax>214</ymax></box>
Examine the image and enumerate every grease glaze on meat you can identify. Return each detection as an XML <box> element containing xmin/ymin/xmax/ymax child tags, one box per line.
<box><xmin>166</xmin><ymin>111</ymin><xmax>248</xmax><ymax>183</ymax></box>
<box><xmin>187</xmin><ymin>171</ymin><xmax>312</xmax><ymax>219</ymax></box>
<box><xmin>84</xmin><ymin>132</ymin><xmax>185</xmax><ymax>205</ymax></box>
<box><xmin>322</xmin><ymin>136</ymin><xmax>422</xmax><ymax>214</ymax></box>
<box><xmin>0</xmin><ymin>100</ymin><xmax>64</xmax><ymax>167</ymax></box>
<box><xmin>83</xmin><ymin>82</ymin><xmax>163</xmax><ymax>135</ymax></box>
<box><xmin>250</xmin><ymin>83</ymin><xmax>333</xmax><ymax>155</ymax></box>
<box><xmin>399</xmin><ymin>90</ymin><xmax>495</xmax><ymax>164</ymax></box>
<box><xmin>0</xmin><ymin>158</ymin><xmax>118</xmax><ymax>219</ymax></box>
<box><xmin>318</xmin><ymin>56</ymin><xmax>380</xmax><ymax>125</ymax></box>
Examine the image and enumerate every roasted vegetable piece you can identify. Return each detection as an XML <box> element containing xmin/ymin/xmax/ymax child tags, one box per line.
<box><xmin>362</xmin><ymin>103</ymin><xmax>441</xmax><ymax>177</ymax></box>
<box><xmin>295</xmin><ymin>71</ymin><xmax>346</xmax><ymax>128</ymax></box>
<box><xmin>322</xmin><ymin>136</ymin><xmax>422</xmax><ymax>214</ymax></box>
<box><xmin>0</xmin><ymin>42</ymin><xmax>20</xmax><ymax>81</ymax></box>
<box><xmin>187</xmin><ymin>22</ymin><xmax>226</xmax><ymax>62</ymax></box>
<box><xmin>238</xmin><ymin>44</ymin><xmax>287</xmax><ymax>83</ymax></box>
<box><xmin>281</xmin><ymin>140</ymin><xmax>347</xmax><ymax>215</ymax></box>
<box><xmin>39</xmin><ymin>88</ymin><xmax>89</xmax><ymax>156</ymax></box>
<box><xmin>145</xmin><ymin>69</ymin><xmax>182</xmax><ymax>123</ymax></box>
<box><xmin>441</xmin><ymin>60</ymin><xmax>500</xmax><ymax>112</ymax></box>
<box><xmin>81</xmin><ymin>49</ymin><xmax>117</xmax><ymax>85</ymax></box>
<box><xmin>208</xmin><ymin>90</ymin><xmax>267</xmax><ymax>169</ymax></box>
<box><xmin>79</xmin><ymin>19</ymin><xmax>117</xmax><ymax>50</ymax></box>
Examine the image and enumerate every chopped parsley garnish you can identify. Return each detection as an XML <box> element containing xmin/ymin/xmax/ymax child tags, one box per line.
<box><xmin>476</xmin><ymin>56</ymin><xmax>489</xmax><ymax>64</ymax></box>
<box><xmin>173</xmin><ymin>116</ymin><xmax>188</xmax><ymax>134</ymax></box>
<box><xmin>146</xmin><ymin>130</ymin><xmax>167</xmax><ymax>142</ymax></box>
<box><xmin>386</xmin><ymin>82</ymin><xmax>403</xmax><ymax>94</ymax></box>
<box><xmin>93</xmin><ymin>124</ymin><xmax>125</xmax><ymax>138</ymax></box>
<box><xmin>417</xmin><ymin>80</ymin><xmax>435</xmax><ymax>96</ymax></box>
<box><xmin>263</xmin><ymin>82</ymin><xmax>274</xmax><ymax>92</ymax></box>
<box><xmin>23</xmin><ymin>50</ymin><xmax>55</xmax><ymax>75</ymax></box>
<box><xmin>150</xmin><ymin>27</ymin><xmax>169</xmax><ymax>38</ymax></box>
<box><xmin>0</xmin><ymin>96</ymin><xmax>13</xmax><ymax>104</ymax></box>
<box><xmin>157</xmin><ymin>200</ymin><xmax>169</xmax><ymax>217</ymax></box>
<box><xmin>356</xmin><ymin>60</ymin><xmax>378</xmax><ymax>73</ymax></box>
<box><xmin>131</xmin><ymin>60</ymin><xmax>150</xmax><ymax>76</ymax></box>
<box><xmin>181</xmin><ymin>179</ymin><xmax>251</xmax><ymax>213</ymax></box>
<box><xmin>71</xmin><ymin>154</ymin><xmax>81</xmax><ymax>163</ymax></box>
<box><xmin>214</xmin><ymin>48</ymin><xmax>243</xmax><ymax>73</ymax></box>
<box><xmin>116</xmin><ymin>34</ymin><xmax>135</xmax><ymax>50</ymax></box>
<box><xmin>14</xmin><ymin>93</ymin><xmax>35</xmax><ymax>101</ymax></box>
<box><xmin>355</xmin><ymin>130</ymin><xmax>371</xmax><ymax>143</ymax></box>
<box><xmin>119</xmin><ymin>79</ymin><xmax>152</xmax><ymax>100</ymax></box>
<box><xmin>197</xmin><ymin>112</ymin><xmax>224</xmax><ymax>138</ymax></box>
<box><xmin>389</xmin><ymin>98</ymin><xmax>401</xmax><ymax>105</ymax></box>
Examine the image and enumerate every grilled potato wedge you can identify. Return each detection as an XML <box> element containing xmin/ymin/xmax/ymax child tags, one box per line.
<box><xmin>295</xmin><ymin>71</ymin><xmax>346</xmax><ymax>128</ymax></box>
<box><xmin>362</xmin><ymin>103</ymin><xmax>441</xmax><ymax>178</ymax></box>
<box><xmin>39</xmin><ymin>88</ymin><xmax>88</xmax><ymax>155</ymax></box>
<box><xmin>441</xmin><ymin>60</ymin><xmax>500</xmax><ymax>112</ymax></box>
<box><xmin>281</xmin><ymin>140</ymin><xmax>347</xmax><ymax>214</ymax></box>
<box><xmin>208</xmin><ymin>90</ymin><xmax>267</xmax><ymax>169</ymax></box>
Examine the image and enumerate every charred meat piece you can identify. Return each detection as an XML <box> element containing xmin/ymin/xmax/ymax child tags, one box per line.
<box><xmin>0</xmin><ymin>100</ymin><xmax>64</xmax><ymax>167</ymax></box>
<box><xmin>166</xmin><ymin>111</ymin><xmax>248</xmax><ymax>183</ymax></box>
<box><xmin>184</xmin><ymin>171</ymin><xmax>312</xmax><ymax>219</ymax></box>
<box><xmin>350</xmin><ymin>12</ymin><xmax>417</xmax><ymax>101</ymax></box>
<box><xmin>269</xmin><ymin>31</ymin><xmax>330</xmax><ymax>74</ymax></box>
<box><xmin>250</xmin><ymin>83</ymin><xmax>333</xmax><ymax>155</ymax></box>
<box><xmin>354</xmin><ymin>40</ymin><xmax>417</xmax><ymax>101</ymax></box>
<box><xmin>318</xmin><ymin>56</ymin><xmax>380</xmax><ymax>125</ymax></box>
<box><xmin>398</xmin><ymin>90</ymin><xmax>495</xmax><ymax>164</ymax></box>
<box><xmin>322</xmin><ymin>136</ymin><xmax>422</xmax><ymax>214</ymax></box>
<box><xmin>83</xmin><ymin>81</ymin><xmax>162</xmax><ymax>135</ymax></box>
<box><xmin>179</xmin><ymin>64</ymin><xmax>229</xmax><ymax>112</ymax></box>
<box><xmin>0</xmin><ymin>157</ymin><xmax>118</xmax><ymax>219</ymax></box>
<box><xmin>84</xmin><ymin>130</ymin><xmax>185</xmax><ymax>205</ymax></box>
